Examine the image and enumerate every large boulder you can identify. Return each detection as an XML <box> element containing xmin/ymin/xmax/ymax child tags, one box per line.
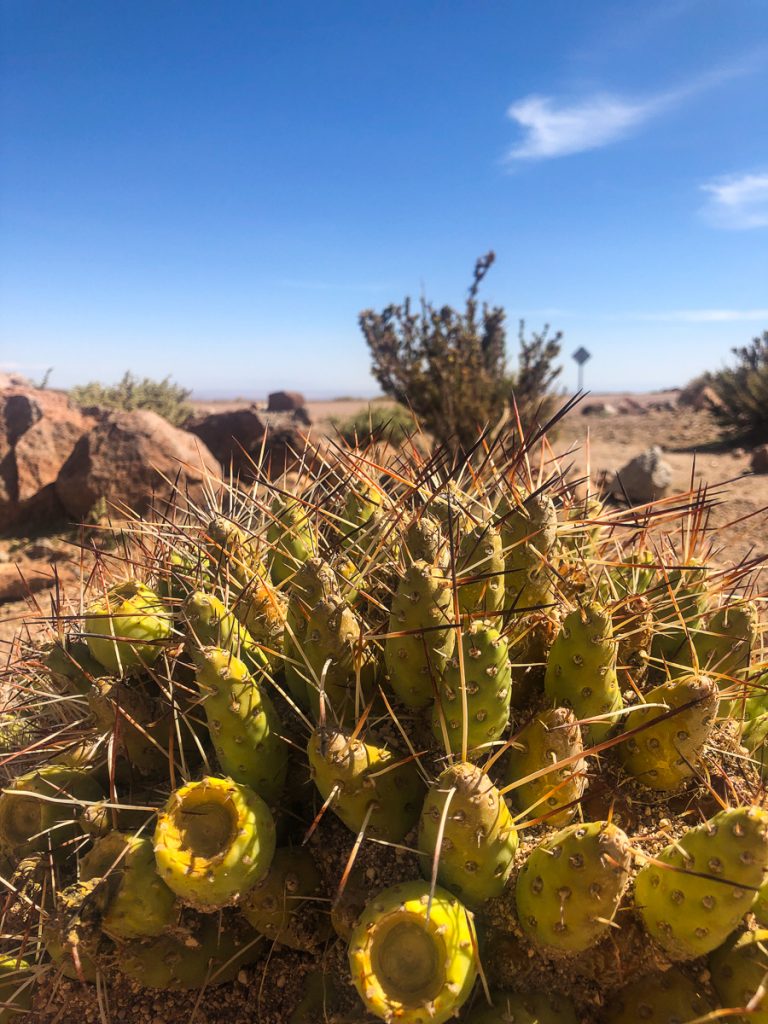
<box><xmin>750</xmin><ymin>446</ymin><xmax>768</xmax><ymax>475</ymax></box>
<box><xmin>612</xmin><ymin>446</ymin><xmax>673</xmax><ymax>505</ymax></box>
<box><xmin>0</xmin><ymin>384</ymin><xmax>94</xmax><ymax>532</ymax></box>
<box><xmin>267</xmin><ymin>390</ymin><xmax>306</xmax><ymax>413</ymax></box>
<box><xmin>56</xmin><ymin>409</ymin><xmax>220</xmax><ymax>520</ymax></box>
<box><xmin>186</xmin><ymin>406</ymin><xmax>314</xmax><ymax>481</ymax></box>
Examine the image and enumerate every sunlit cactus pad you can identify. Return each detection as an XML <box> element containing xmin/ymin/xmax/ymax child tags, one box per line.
<box><xmin>1</xmin><ymin>413</ymin><xmax>767</xmax><ymax>1023</ymax></box>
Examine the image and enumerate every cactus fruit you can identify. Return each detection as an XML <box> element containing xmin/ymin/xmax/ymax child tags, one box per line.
<box><xmin>635</xmin><ymin>805</ymin><xmax>768</xmax><ymax>960</ymax></box>
<box><xmin>617</xmin><ymin>675</ymin><xmax>719</xmax><ymax>791</ymax></box>
<box><xmin>119</xmin><ymin>915</ymin><xmax>261</xmax><ymax>990</ymax></box>
<box><xmin>0</xmin><ymin>766</ymin><xmax>102</xmax><ymax>860</ymax></box>
<box><xmin>457</xmin><ymin>522</ymin><xmax>505</xmax><ymax>615</ymax></box>
<box><xmin>418</xmin><ymin>762</ymin><xmax>517</xmax><ymax>908</ymax></box>
<box><xmin>304</xmin><ymin>594</ymin><xmax>370</xmax><ymax>723</ymax></box>
<box><xmin>604</xmin><ymin>968</ymin><xmax>714</xmax><ymax>1023</ymax></box>
<box><xmin>0</xmin><ymin>955</ymin><xmax>33</xmax><ymax>1021</ymax></box>
<box><xmin>385</xmin><ymin>560</ymin><xmax>456</xmax><ymax>710</ymax></box>
<box><xmin>184</xmin><ymin>591</ymin><xmax>268</xmax><ymax>676</ymax></box>
<box><xmin>498</xmin><ymin>491</ymin><xmax>557</xmax><ymax>609</ymax></box>
<box><xmin>308</xmin><ymin>727</ymin><xmax>424</xmax><ymax>843</ymax></box>
<box><xmin>515</xmin><ymin>820</ymin><xmax>631</xmax><ymax>954</ymax></box>
<box><xmin>545</xmin><ymin>602</ymin><xmax>622</xmax><ymax>744</ymax></box>
<box><xmin>348</xmin><ymin>880</ymin><xmax>477</xmax><ymax>1024</ymax></box>
<box><xmin>505</xmin><ymin>707</ymin><xmax>586</xmax><ymax>825</ymax></box>
<box><xmin>84</xmin><ymin>580</ymin><xmax>172</xmax><ymax>674</ymax></box>
<box><xmin>268</xmin><ymin>495</ymin><xmax>316</xmax><ymax>584</ymax></box>
<box><xmin>154</xmin><ymin>775</ymin><xmax>276</xmax><ymax>910</ymax></box>
<box><xmin>431</xmin><ymin>621</ymin><xmax>511</xmax><ymax>757</ymax></box>
<box><xmin>79</xmin><ymin>831</ymin><xmax>177</xmax><ymax>939</ymax></box>
<box><xmin>709</xmin><ymin>928</ymin><xmax>768</xmax><ymax>1022</ymax></box>
<box><xmin>241</xmin><ymin>846</ymin><xmax>331</xmax><ymax>950</ymax></box>
<box><xmin>193</xmin><ymin>646</ymin><xmax>288</xmax><ymax>803</ymax></box>
<box><xmin>464</xmin><ymin>990</ymin><xmax>578</xmax><ymax>1023</ymax></box>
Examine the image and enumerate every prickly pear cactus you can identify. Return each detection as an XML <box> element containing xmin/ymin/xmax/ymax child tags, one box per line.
<box><xmin>303</xmin><ymin>594</ymin><xmax>367</xmax><ymax>723</ymax></box>
<box><xmin>515</xmin><ymin>820</ymin><xmax>631</xmax><ymax>954</ymax></box>
<box><xmin>385</xmin><ymin>560</ymin><xmax>455</xmax><ymax>709</ymax></box>
<box><xmin>505</xmin><ymin>706</ymin><xmax>586</xmax><ymax>825</ymax></box>
<box><xmin>464</xmin><ymin>990</ymin><xmax>579</xmax><ymax>1023</ymax></box>
<box><xmin>241</xmin><ymin>846</ymin><xmax>331</xmax><ymax>950</ymax></box>
<box><xmin>709</xmin><ymin>928</ymin><xmax>768</xmax><ymax>1022</ymax></box>
<box><xmin>0</xmin><ymin>955</ymin><xmax>33</xmax><ymax>1020</ymax></box>
<box><xmin>84</xmin><ymin>580</ymin><xmax>172</xmax><ymax>673</ymax></box>
<box><xmin>348</xmin><ymin>880</ymin><xmax>477</xmax><ymax>1024</ymax></box>
<box><xmin>457</xmin><ymin>521</ymin><xmax>505</xmax><ymax>614</ymax></box>
<box><xmin>418</xmin><ymin>762</ymin><xmax>517</xmax><ymax>908</ymax></box>
<box><xmin>604</xmin><ymin>968</ymin><xmax>714</xmax><ymax>1023</ymax></box>
<box><xmin>268</xmin><ymin>495</ymin><xmax>315</xmax><ymax>584</ymax></box>
<box><xmin>184</xmin><ymin>590</ymin><xmax>269</xmax><ymax>675</ymax></box>
<box><xmin>635</xmin><ymin>805</ymin><xmax>768</xmax><ymax>959</ymax></box>
<box><xmin>431</xmin><ymin>621</ymin><xmax>511</xmax><ymax>756</ymax></box>
<box><xmin>545</xmin><ymin>602</ymin><xmax>622</xmax><ymax>744</ymax></box>
<box><xmin>154</xmin><ymin>776</ymin><xmax>276</xmax><ymax>909</ymax></box>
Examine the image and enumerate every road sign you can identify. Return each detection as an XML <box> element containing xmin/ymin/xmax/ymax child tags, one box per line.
<box><xmin>572</xmin><ymin>346</ymin><xmax>591</xmax><ymax>390</ymax></box>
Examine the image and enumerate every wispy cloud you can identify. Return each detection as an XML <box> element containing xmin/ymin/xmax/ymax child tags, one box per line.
<box><xmin>700</xmin><ymin>173</ymin><xmax>768</xmax><ymax>229</ymax></box>
<box><xmin>633</xmin><ymin>308</ymin><xmax>768</xmax><ymax>322</ymax></box>
<box><xmin>506</xmin><ymin>57</ymin><xmax>761</xmax><ymax>161</ymax></box>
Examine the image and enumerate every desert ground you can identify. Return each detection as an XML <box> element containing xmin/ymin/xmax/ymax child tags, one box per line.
<box><xmin>1</xmin><ymin>389</ymin><xmax>765</xmax><ymax>655</ymax></box>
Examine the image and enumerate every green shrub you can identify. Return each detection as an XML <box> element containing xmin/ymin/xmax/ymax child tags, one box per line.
<box><xmin>708</xmin><ymin>330</ymin><xmax>768</xmax><ymax>443</ymax></box>
<box><xmin>330</xmin><ymin>403</ymin><xmax>417</xmax><ymax>447</ymax></box>
<box><xmin>70</xmin><ymin>372</ymin><xmax>192</xmax><ymax>427</ymax></box>
<box><xmin>359</xmin><ymin>253</ymin><xmax>562</xmax><ymax>454</ymax></box>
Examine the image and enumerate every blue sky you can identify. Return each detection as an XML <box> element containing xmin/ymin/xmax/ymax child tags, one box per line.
<box><xmin>1</xmin><ymin>1</ymin><xmax>767</xmax><ymax>398</ymax></box>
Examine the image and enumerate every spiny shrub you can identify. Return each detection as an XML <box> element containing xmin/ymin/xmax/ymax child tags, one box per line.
<box><xmin>709</xmin><ymin>330</ymin><xmax>768</xmax><ymax>442</ymax></box>
<box><xmin>70</xmin><ymin>371</ymin><xmax>192</xmax><ymax>426</ymax></box>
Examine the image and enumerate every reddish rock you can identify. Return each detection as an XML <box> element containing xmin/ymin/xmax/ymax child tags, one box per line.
<box><xmin>267</xmin><ymin>390</ymin><xmax>306</xmax><ymax>413</ymax></box>
<box><xmin>0</xmin><ymin>561</ymin><xmax>56</xmax><ymax>602</ymax></box>
<box><xmin>750</xmin><ymin>446</ymin><xmax>768</xmax><ymax>475</ymax></box>
<box><xmin>186</xmin><ymin>406</ymin><xmax>315</xmax><ymax>480</ymax></box>
<box><xmin>56</xmin><ymin>409</ymin><xmax>220</xmax><ymax>520</ymax></box>
<box><xmin>0</xmin><ymin>386</ymin><xmax>95</xmax><ymax>531</ymax></box>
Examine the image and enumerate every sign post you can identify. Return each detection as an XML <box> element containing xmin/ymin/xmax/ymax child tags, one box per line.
<box><xmin>572</xmin><ymin>346</ymin><xmax>591</xmax><ymax>391</ymax></box>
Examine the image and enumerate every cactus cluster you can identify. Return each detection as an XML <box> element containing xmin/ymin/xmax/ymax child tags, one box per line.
<box><xmin>0</xmin><ymin>417</ymin><xmax>767</xmax><ymax>1023</ymax></box>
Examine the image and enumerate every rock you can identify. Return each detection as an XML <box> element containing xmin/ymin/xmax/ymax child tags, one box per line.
<box><xmin>750</xmin><ymin>446</ymin><xmax>768</xmax><ymax>475</ymax></box>
<box><xmin>582</xmin><ymin>402</ymin><xmax>618</xmax><ymax>417</ymax></box>
<box><xmin>612</xmin><ymin>446</ymin><xmax>673</xmax><ymax>505</ymax></box>
<box><xmin>0</xmin><ymin>385</ymin><xmax>94</xmax><ymax>532</ymax></box>
<box><xmin>647</xmin><ymin>399</ymin><xmax>677</xmax><ymax>413</ymax></box>
<box><xmin>0</xmin><ymin>561</ymin><xmax>56</xmax><ymax>603</ymax></box>
<box><xmin>186</xmin><ymin>406</ymin><xmax>315</xmax><ymax>481</ymax></box>
<box><xmin>55</xmin><ymin>409</ymin><xmax>220</xmax><ymax>520</ymax></box>
<box><xmin>267</xmin><ymin>390</ymin><xmax>306</xmax><ymax>413</ymax></box>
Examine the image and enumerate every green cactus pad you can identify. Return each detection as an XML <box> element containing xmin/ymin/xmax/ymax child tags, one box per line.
<box><xmin>0</xmin><ymin>765</ymin><xmax>102</xmax><ymax>861</ymax></box>
<box><xmin>308</xmin><ymin>727</ymin><xmax>424</xmax><ymax>843</ymax></box>
<box><xmin>154</xmin><ymin>775</ymin><xmax>276</xmax><ymax>910</ymax></box>
<box><xmin>284</xmin><ymin>557</ymin><xmax>340</xmax><ymax>706</ymax></box>
<box><xmin>268</xmin><ymin>495</ymin><xmax>316</xmax><ymax>584</ymax></box>
<box><xmin>617</xmin><ymin>674</ymin><xmax>719</xmax><ymax>790</ymax></box>
<box><xmin>119</xmin><ymin>914</ymin><xmax>261</xmax><ymax>990</ymax></box>
<box><xmin>516</xmin><ymin>820</ymin><xmax>631</xmax><ymax>954</ymax></box>
<box><xmin>404</xmin><ymin>515</ymin><xmax>448</xmax><ymax>568</ymax></box>
<box><xmin>44</xmin><ymin>638</ymin><xmax>105</xmax><ymax>695</ymax></box>
<box><xmin>205</xmin><ymin>516</ymin><xmax>263</xmax><ymax>586</ymax></box>
<box><xmin>0</xmin><ymin>955</ymin><xmax>33</xmax><ymax>1021</ymax></box>
<box><xmin>84</xmin><ymin>580</ymin><xmax>172</xmax><ymax>674</ymax></box>
<box><xmin>241</xmin><ymin>846</ymin><xmax>332</xmax><ymax>950</ymax></box>
<box><xmin>348</xmin><ymin>880</ymin><xmax>477</xmax><ymax>1024</ymax></box>
<box><xmin>88</xmin><ymin>678</ymin><xmax>171</xmax><ymax>777</ymax></box>
<box><xmin>635</xmin><ymin>805</ymin><xmax>768</xmax><ymax>960</ymax></box>
<box><xmin>650</xmin><ymin>560</ymin><xmax>709</xmax><ymax>668</ymax></box>
<box><xmin>505</xmin><ymin>706</ymin><xmax>586</xmax><ymax>825</ymax></box>
<box><xmin>418</xmin><ymin>762</ymin><xmax>518</xmax><ymax>909</ymax></box>
<box><xmin>385</xmin><ymin>560</ymin><xmax>456</xmax><ymax>710</ymax></box>
<box><xmin>184</xmin><ymin>590</ymin><xmax>269</xmax><ymax>676</ymax></box>
<box><xmin>194</xmin><ymin>645</ymin><xmax>288</xmax><ymax>804</ymax></box>
<box><xmin>710</xmin><ymin>928</ymin><xmax>768</xmax><ymax>1022</ymax></box>
<box><xmin>544</xmin><ymin>601</ymin><xmax>622</xmax><ymax>744</ymax></box>
<box><xmin>604</xmin><ymin>968</ymin><xmax>714</xmax><ymax>1023</ymax></box>
<box><xmin>431</xmin><ymin>620</ymin><xmax>511</xmax><ymax>757</ymax></box>
<box><xmin>304</xmin><ymin>594</ymin><xmax>371</xmax><ymax>723</ymax></box>
<box><xmin>464</xmin><ymin>990</ymin><xmax>578</xmax><ymax>1023</ymax></box>
<box><xmin>80</xmin><ymin>830</ymin><xmax>177</xmax><ymax>939</ymax></box>
<box><xmin>498</xmin><ymin>491</ymin><xmax>557</xmax><ymax>610</ymax></box>
<box><xmin>458</xmin><ymin>522</ymin><xmax>505</xmax><ymax>615</ymax></box>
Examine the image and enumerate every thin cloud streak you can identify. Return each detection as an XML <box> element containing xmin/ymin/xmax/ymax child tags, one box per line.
<box><xmin>506</xmin><ymin>55</ymin><xmax>764</xmax><ymax>161</ymax></box>
<box><xmin>700</xmin><ymin>173</ymin><xmax>768</xmax><ymax>229</ymax></box>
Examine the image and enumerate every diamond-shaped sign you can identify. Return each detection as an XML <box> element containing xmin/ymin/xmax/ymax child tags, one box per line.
<box><xmin>572</xmin><ymin>346</ymin><xmax>591</xmax><ymax>366</ymax></box>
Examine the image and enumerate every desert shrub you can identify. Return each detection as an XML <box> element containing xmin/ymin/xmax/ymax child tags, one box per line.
<box><xmin>359</xmin><ymin>253</ymin><xmax>562</xmax><ymax>453</ymax></box>
<box><xmin>708</xmin><ymin>330</ymin><xmax>768</xmax><ymax>443</ymax></box>
<box><xmin>70</xmin><ymin>371</ymin><xmax>192</xmax><ymax>427</ymax></box>
<box><xmin>330</xmin><ymin>403</ymin><xmax>417</xmax><ymax>447</ymax></box>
